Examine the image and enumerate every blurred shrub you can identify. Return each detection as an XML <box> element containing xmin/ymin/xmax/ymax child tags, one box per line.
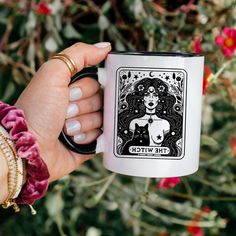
<box><xmin>1</xmin><ymin>1</ymin><xmax>236</xmax><ymax>236</ymax></box>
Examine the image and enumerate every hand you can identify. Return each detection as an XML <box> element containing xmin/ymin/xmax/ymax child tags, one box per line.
<box><xmin>15</xmin><ymin>42</ymin><xmax>111</xmax><ymax>181</ymax></box>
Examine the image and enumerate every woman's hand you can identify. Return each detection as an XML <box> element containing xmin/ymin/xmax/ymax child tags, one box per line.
<box><xmin>15</xmin><ymin>42</ymin><xmax>111</xmax><ymax>181</ymax></box>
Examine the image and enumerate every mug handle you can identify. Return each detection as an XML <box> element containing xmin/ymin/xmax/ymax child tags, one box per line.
<box><xmin>59</xmin><ymin>67</ymin><xmax>98</xmax><ymax>154</ymax></box>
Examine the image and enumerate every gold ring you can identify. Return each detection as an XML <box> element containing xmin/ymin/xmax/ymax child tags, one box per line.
<box><xmin>51</xmin><ymin>53</ymin><xmax>77</xmax><ymax>77</ymax></box>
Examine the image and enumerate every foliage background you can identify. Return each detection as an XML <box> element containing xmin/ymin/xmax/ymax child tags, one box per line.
<box><xmin>1</xmin><ymin>0</ymin><xmax>236</xmax><ymax>235</ymax></box>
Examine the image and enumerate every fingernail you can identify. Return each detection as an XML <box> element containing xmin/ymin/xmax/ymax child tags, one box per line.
<box><xmin>94</xmin><ymin>42</ymin><xmax>111</xmax><ymax>48</ymax></box>
<box><xmin>66</xmin><ymin>103</ymin><xmax>79</xmax><ymax>118</ymax></box>
<box><xmin>66</xmin><ymin>120</ymin><xmax>81</xmax><ymax>134</ymax></box>
<box><xmin>74</xmin><ymin>133</ymin><xmax>86</xmax><ymax>143</ymax></box>
<box><xmin>70</xmin><ymin>87</ymin><xmax>82</xmax><ymax>101</ymax></box>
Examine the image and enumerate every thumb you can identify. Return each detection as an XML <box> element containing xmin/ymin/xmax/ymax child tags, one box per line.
<box><xmin>34</xmin><ymin>42</ymin><xmax>112</xmax><ymax>87</ymax></box>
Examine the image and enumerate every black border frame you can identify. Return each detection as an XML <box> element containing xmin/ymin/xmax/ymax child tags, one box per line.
<box><xmin>113</xmin><ymin>67</ymin><xmax>188</xmax><ymax>160</ymax></box>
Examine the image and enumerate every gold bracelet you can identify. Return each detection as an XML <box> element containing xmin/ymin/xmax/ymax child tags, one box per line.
<box><xmin>0</xmin><ymin>126</ymin><xmax>25</xmax><ymax>197</ymax></box>
<box><xmin>5</xmin><ymin>138</ymin><xmax>26</xmax><ymax>198</ymax></box>
<box><xmin>0</xmin><ymin>134</ymin><xmax>18</xmax><ymax>196</ymax></box>
<box><xmin>0</xmin><ymin>130</ymin><xmax>22</xmax><ymax>212</ymax></box>
<box><xmin>5</xmin><ymin>139</ymin><xmax>20</xmax><ymax>198</ymax></box>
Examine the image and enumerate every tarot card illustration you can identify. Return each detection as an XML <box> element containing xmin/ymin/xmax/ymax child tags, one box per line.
<box><xmin>114</xmin><ymin>67</ymin><xmax>187</xmax><ymax>160</ymax></box>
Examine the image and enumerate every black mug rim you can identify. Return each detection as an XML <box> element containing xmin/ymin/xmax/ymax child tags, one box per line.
<box><xmin>108</xmin><ymin>51</ymin><xmax>203</xmax><ymax>57</ymax></box>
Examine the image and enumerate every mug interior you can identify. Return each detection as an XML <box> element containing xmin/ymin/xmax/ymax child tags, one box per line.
<box><xmin>109</xmin><ymin>51</ymin><xmax>203</xmax><ymax>57</ymax></box>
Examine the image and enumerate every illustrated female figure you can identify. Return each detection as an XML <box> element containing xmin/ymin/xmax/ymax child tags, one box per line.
<box><xmin>129</xmin><ymin>85</ymin><xmax>170</xmax><ymax>146</ymax></box>
<box><xmin>118</xmin><ymin>78</ymin><xmax>183</xmax><ymax>157</ymax></box>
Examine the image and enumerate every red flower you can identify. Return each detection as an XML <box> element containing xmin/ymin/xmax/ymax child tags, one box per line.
<box><xmin>203</xmin><ymin>65</ymin><xmax>212</xmax><ymax>95</ymax></box>
<box><xmin>186</xmin><ymin>223</ymin><xmax>205</xmax><ymax>236</ymax></box>
<box><xmin>229</xmin><ymin>137</ymin><xmax>236</xmax><ymax>157</ymax></box>
<box><xmin>215</xmin><ymin>27</ymin><xmax>236</xmax><ymax>57</ymax></box>
<box><xmin>157</xmin><ymin>177</ymin><xmax>181</xmax><ymax>189</ymax></box>
<box><xmin>202</xmin><ymin>206</ymin><xmax>211</xmax><ymax>213</ymax></box>
<box><xmin>192</xmin><ymin>37</ymin><xmax>203</xmax><ymax>54</ymax></box>
<box><xmin>35</xmin><ymin>2</ymin><xmax>51</xmax><ymax>15</ymax></box>
<box><xmin>186</xmin><ymin>207</ymin><xmax>211</xmax><ymax>236</ymax></box>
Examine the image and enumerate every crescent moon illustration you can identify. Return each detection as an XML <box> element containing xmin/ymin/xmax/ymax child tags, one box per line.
<box><xmin>149</xmin><ymin>71</ymin><xmax>155</xmax><ymax>77</ymax></box>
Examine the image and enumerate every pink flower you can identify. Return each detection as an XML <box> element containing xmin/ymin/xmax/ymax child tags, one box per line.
<box><xmin>35</xmin><ymin>2</ymin><xmax>51</xmax><ymax>15</ymax></box>
<box><xmin>192</xmin><ymin>37</ymin><xmax>203</xmax><ymax>54</ymax></box>
<box><xmin>157</xmin><ymin>177</ymin><xmax>181</xmax><ymax>189</ymax></box>
<box><xmin>215</xmin><ymin>27</ymin><xmax>236</xmax><ymax>57</ymax></box>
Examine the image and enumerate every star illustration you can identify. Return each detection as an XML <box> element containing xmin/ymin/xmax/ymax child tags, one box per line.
<box><xmin>134</xmin><ymin>74</ymin><xmax>139</xmax><ymax>79</ymax></box>
<box><xmin>157</xmin><ymin>135</ymin><xmax>162</xmax><ymax>140</ymax></box>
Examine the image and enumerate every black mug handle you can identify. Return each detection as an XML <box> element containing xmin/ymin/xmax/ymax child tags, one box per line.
<box><xmin>59</xmin><ymin>67</ymin><xmax>98</xmax><ymax>154</ymax></box>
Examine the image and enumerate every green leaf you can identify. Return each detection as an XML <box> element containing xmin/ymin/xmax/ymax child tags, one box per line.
<box><xmin>70</xmin><ymin>207</ymin><xmax>81</xmax><ymax>224</ymax></box>
<box><xmin>69</xmin><ymin>4</ymin><xmax>80</xmax><ymax>15</ymax></box>
<box><xmin>0</xmin><ymin>52</ymin><xmax>9</xmax><ymax>65</ymax></box>
<box><xmin>49</xmin><ymin>0</ymin><xmax>62</xmax><ymax>15</ymax></box>
<box><xmin>130</xmin><ymin>201</ymin><xmax>142</xmax><ymax>217</ymax></box>
<box><xmin>44</xmin><ymin>36</ymin><xmax>58</xmax><ymax>52</ymax></box>
<box><xmin>201</xmin><ymin>134</ymin><xmax>218</xmax><ymax>146</ymax></box>
<box><xmin>98</xmin><ymin>15</ymin><xmax>109</xmax><ymax>31</ymax></box>
<box><xmin>55</xmin><ymin>13</ymin><xmax>62</xmax><ymax>31</ymax></box>
<box><xmin>63</xmin><ymin>22</ymin><xmax>81</xmax><ymax>39</ymax></box>
<box><xmin>27</xmin><ymin>42</ymin><xmax>35</xmax><ymax>70</ymax></box>
<box><xmin>86</xmin><ymin>227</ymin><xmax>102</xmax><ymax>236</ymax></box>
<box><xmin>12</xmin><ymin>68</ymin><xmax>25</xmax><ymax>85</ymax></box>
<box><xmin>46</xmin><ymin>191</ymin><xmax>64</xmax><ymax>217</ymax></box>
<box><xmin>1</xmin><ymin>80</ymin><xmax>15</xmax><ymax>102</ymax></box>
<box><xmin>25</xmin><ymin>11</ymin><xmax>36</xmax><ymax>35</ymax></box>
<box><xmin>101</xmin><ymin>1</ymin><xmax>111</xmax><ymax>13</ymax></box>
<box><xmin>115</xmin><ymin>39</ymin><xmax>126</xmax><ymax>51</ymax></box>
<box><xmin>102</xmin><ymin>200</ymin><xmax>118</xmax><ymax>211</ymax></box>
<box><xmin>45</xmin><ymin>191</ymin><xmax>65</xmax><ymax>236</ymax></box>
<box><xmin>131</xmin><ymin>0</ymin><xmax>143</xmax><ymax>18</ymax></box>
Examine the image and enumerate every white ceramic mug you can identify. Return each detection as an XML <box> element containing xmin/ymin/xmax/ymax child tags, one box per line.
<box><xmin>60</xmin><ymin>52</ymin><xmax>204</xmax><ymax>178</ymax></box>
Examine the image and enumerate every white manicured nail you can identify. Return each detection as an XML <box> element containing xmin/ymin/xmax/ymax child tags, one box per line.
<box><xmin>66</xmin><ymin>103</ymin><xmax>79</xmax><ymax>118</ymax></box>
<box><xmin>74</xmin><ymin>133</ymin><xmax>86</xmax><ymax>143</ymax></box>
<box><xmin>70</xmin><ymin>87</ymin><xmax>82</xmax><ymax>101</ymax></box>
<box><xmin>94</xmin><ymin>42</ymin><xmax>111</xmax><ymax>48</ymax></box>
<box><xmin>66</xmin><ymin>120</ymin><xmax>81</xmax><ymax>134</ymax></box>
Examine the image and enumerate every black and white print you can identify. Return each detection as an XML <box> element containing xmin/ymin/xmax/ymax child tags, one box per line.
<box><xmin>115</xmin><ymin>68</ymin><xmax>186</xmax><ymax>159</ymax></box>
